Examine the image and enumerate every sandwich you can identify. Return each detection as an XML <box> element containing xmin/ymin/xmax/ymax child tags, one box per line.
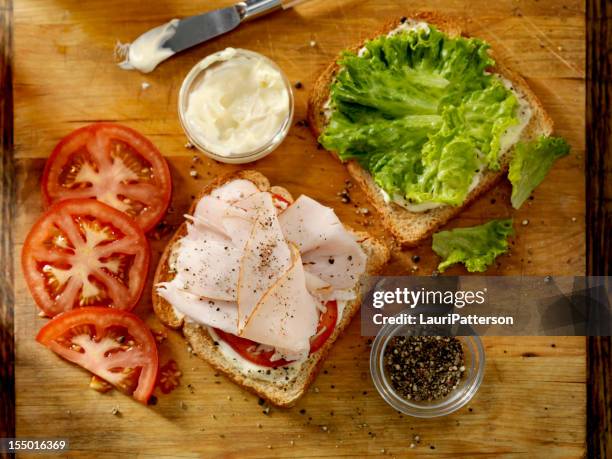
<box><xmin>308</xmin><ymin>12</ymin><xmax>554</xmax><ymax>246</ymax></box>
<box><xmin>152</xmin><ymin>170</ymin><xmax>389</xmax><ymax>407</ymax></box>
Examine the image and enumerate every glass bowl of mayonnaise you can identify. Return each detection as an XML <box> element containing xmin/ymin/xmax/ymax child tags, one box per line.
<box><xmin>178</xmin><ymin>48</ymin><xmax>294</xmax><ymax>164</ymax></box>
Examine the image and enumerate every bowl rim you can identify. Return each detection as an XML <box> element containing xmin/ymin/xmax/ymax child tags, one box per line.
<box><xmin>177</xmin><ymin>48</ymin><xmax>294</xmax><ymax>164</ymax></box>
<box><xmin>370</xmin><ymin>317</ymin><xmax>486</xmax><ymax>418</ymax></box>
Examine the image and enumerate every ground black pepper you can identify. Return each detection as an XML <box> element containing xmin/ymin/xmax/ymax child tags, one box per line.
<box><xmin>384</xmin><ymin>336</ymin><xmax>465</xmax><ymax>401</ymax></box>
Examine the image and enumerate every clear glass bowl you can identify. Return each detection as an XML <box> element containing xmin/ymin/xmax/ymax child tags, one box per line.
<box><xmin>178</xmin><ymin>48</ymin><xmax>294</xmax><ymax>164</ymax></box>
<box><xmin>370</xmin><ymin>321</ymin><xmax>485</xmax><ymax>418</ymax></box>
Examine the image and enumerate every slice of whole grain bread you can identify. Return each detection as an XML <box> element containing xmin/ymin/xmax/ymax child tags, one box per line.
<box><xmin>152</xmin><ymin>170</ymin><xmax>390</xmax><ymax>407</ymax></box>
<box><xmin>307</xmin><ymin>12</ymin><xmax>554</xmax><ymax>247</ymax></box>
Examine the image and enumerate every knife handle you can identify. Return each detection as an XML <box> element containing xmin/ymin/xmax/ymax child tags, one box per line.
<box><xmin>241</xmin><ymin>0</ymin><xmax>308</xmax><ymax>21</ymax></box>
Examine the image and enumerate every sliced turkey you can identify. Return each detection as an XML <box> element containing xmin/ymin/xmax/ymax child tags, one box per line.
<box><xmin>172</xmin><ymin>237</ymin><xmax>241</xmax><ymax>302</ymax></box>
<box><xmin>156</xmin><ymin>285</ymin><xmax>238</xmax><ymax>334</ymax></box>
<box><xmin>239</xmin><ymin>244</ymin><xmax>319</xmax><ymax>358</ymax></box>
<box><xmin>236</xmin><ymin>192</ymin><xmax>292</xmax><ymax>330</ymax></box>
<box><xmin>156</xmin><ymin>180</ymin><xmax>366</xmax><ymax>357</ymax></box>
<box><xmin>210</xmin><ymin>178</ymin><xmax>259</xmax><ymax>203</ymax></box>
<box><xmin>279</xmin><ymin>195</ymin><xmax>367</xmax><ymax>292</ymax></box>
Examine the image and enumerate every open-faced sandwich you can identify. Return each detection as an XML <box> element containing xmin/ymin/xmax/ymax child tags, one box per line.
<box><xmin>152</xmin><ymin>170</ymin><xmax>389</xmax><ymax>407</ymax></box>
<box><xmin>309</xmin><ymin>13</ymin><xmax>560</xmax><ymax>246</ymax></box>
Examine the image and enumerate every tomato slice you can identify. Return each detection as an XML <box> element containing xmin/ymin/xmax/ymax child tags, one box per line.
<box><xmin>214</xmin><ymin>329</ymin><xmax>293</xmax><ymax>368</ymax></box>
<box><xmin>42</xmin><ymin>123</ymin><xmax>172</xmax><ymax>232</ymax></box>
<box><xmin>271</xmin><ymin>193</ymin><xmax>290</xmax><ymax>211</ymax></box>
<box><xmin>36</xmin><ymin>307</ymin><xmax>158</xmax><ymax>403</ymax></box>
<box><xmin>22</xmin><ymin>199</ymin><xmax>150</xmax><ymax>317</ymax></box>
<box><xmin>214</xmin><ymin>300</ymin><xmax>339</xmax><ymax>368</ymax></box>
<box><xmin>309</xmin><ymin>300</ymin><xmax>338</xmax><ymax>354</ymax></box>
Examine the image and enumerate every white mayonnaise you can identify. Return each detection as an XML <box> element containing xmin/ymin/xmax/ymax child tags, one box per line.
<box><xmin>393</xmin><ymin>194</ymin><xmax>444</xmax><ymax>213</ymax></box>
<box><xmin>116</xmin><ymin>19</ymin><xmax>179</xmax><ymax>73</ymax></box>
<box><xmin>387</xmin><ymin>19</ymin><xmax>431</xmax><ymax>36</ymax></box>
<box><xmin>498</xmin><ymin>77</ymin><xmax>533</xmax><ymax>157</ymax></box>
<box><xmin>181</xmin><ymin>48</ymin><xmax>291</xmax><ymax>157</ymax></box>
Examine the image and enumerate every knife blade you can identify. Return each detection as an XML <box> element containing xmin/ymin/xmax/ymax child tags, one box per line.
<box><xmin>118</xmin><ymin>0</ymin><xmax>307</xmax><ymax>73</ymax></box>
<box><xmin>164</xmin><ymin>5</ymin><xmax>243</xmax><ymax>54</ymax></box>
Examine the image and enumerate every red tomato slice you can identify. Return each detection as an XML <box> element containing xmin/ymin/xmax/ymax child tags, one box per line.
<box><xmin>214</xmin><ymin>329</ymin><xmax>293</xmax><ymax>368</ymax></box>
<box><xmin>42</xmin><ymin>123</ymin><xmax>172</xmax><ymax>232</ymax></box>
<box><xmin>22</xmin><ymin>199</ymin><xmax>150</xmax><ymax>317</ymax></box>
<box><xmin>271</xmin><ymin>193</ymin><xmax>290</xmax><ymax>211</ymax></box>
<box><xmin>214</xmin><ymin>300</ymin><xmax>339</xmax><ymax>368</ymax></box>
<box><xmin>309</xmin><ymin>300</ymin><xmax>338</xmax><ymax>354</ymax></box>
<box><xmin>36</xmin><ymin>307</ymin><xmax>158</xmax><ymax>403</ymax></box>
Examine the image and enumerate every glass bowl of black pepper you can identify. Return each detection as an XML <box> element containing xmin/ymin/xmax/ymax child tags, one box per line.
<box><xmin>370</xmin><ymin>322</ymin><xmax>485</xmax><ymax>418</ymax></box>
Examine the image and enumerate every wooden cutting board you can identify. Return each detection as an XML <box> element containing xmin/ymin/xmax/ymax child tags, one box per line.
<box><xmin>12</xmin><ymin>0</ymin><xmax>586</xmax><ymax>457</ymax></box>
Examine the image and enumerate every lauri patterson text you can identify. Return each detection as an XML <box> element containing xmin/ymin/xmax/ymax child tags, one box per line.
<box><xmin>373</xmin><ymin>313</ymin><xmax>514</xmax><ymax>326</ymax></box>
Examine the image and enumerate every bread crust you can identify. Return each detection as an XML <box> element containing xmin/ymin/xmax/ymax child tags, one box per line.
<box><xmin>307</xmin><ymin>13</ymin><xmax>554</xmax><ymax>246</ymax></box>
<box><xmin>152</xmin><ymin>170</ymin><xmax>390</xmax><ymax>407</ymax></box>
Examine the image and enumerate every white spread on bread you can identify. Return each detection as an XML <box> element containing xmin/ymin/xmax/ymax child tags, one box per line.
<box><xmin>357</xmin><ymin>20</ymin><xmax>430</xmax><ymax>56</ymax></box>
<box><xmin>206</xmin><ymin>327</ymin><xmax>300</xmax><ymax>384</ymax></box>
<box><xmin>498</xmin><ymin>77</ymin><xmax>533</xmax><ymax>157</ymax></box>
<box><xmin>116</xmin><ymin>19</ymin><xmax>179</xmax><ymax>73</ymax></box>
<box><xmin>327</xmin><ymin>20</ymin><xmax>534</xmax><ymax>214</ymax></box>
<box><xmin>181</xmin><ymin>48</ymin><xmax>291</xmax><ymax>157</ymax></box>
<box><xmin>157</xmin><ymin>179</ymin><xmax>366</xmax><ymax>367</ymax></box>
<box><xmin>381</xmin><ymin>170</ymin><xmax>484</xmax><ymax>212</ymax></box>
<box><xmin>387</xmin><ymin>19</ymin><xmax>431</xmax><ymax>36</ymax></box>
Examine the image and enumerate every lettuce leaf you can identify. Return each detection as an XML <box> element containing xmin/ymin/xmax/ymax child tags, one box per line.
<box><xmin>432</xmin><ymin>219</ymin><xmax>514</xmax><ymax>272</ymax></box>
<box><xmin>508</xmin><ymin>136</ymin><xmax>570</xmax><ymax>209</ymax></box>
<box><xmin>320</xmin><ymin>25</ymin><xmax>520</xmax><ymax>207</ymax></box>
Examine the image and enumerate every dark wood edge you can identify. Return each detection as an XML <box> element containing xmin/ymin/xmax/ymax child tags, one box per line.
<box><xmin>586</xmin><ymin>1</ymin><xmax>611</xmax><ymax>458</ymax></box>
<box><xmin>0</xmin><ymin>0</ymin><xmax>14</xmax><ymax>447</ymax></box>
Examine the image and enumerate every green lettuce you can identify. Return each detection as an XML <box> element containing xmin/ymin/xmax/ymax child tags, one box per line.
<box><xmin>432</xmin><ymin>219</ymin><xmax>514</xmax><ymax>272</ymax></box>
<box><xmin>508</xmin><ymin>136</ymin><xmax>570</xmax><ymax>209</ymax></box>
<box><xmin>320</xmin><ymin>25</ymin><xmax>520</xmax><ymax>207</ymax></box>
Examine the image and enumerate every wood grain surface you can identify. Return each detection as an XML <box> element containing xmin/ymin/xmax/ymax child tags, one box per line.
<box><xmin>9</xmin><ymin>0</ymin><xmax>590</xmax><ymax>457</ymax></box>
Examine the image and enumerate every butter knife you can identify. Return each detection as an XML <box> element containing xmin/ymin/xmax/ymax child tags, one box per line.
<box><xmin>118</xmin><ymin>0</ymin><xmax>308</xmax><ymax>73</ymax></box>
